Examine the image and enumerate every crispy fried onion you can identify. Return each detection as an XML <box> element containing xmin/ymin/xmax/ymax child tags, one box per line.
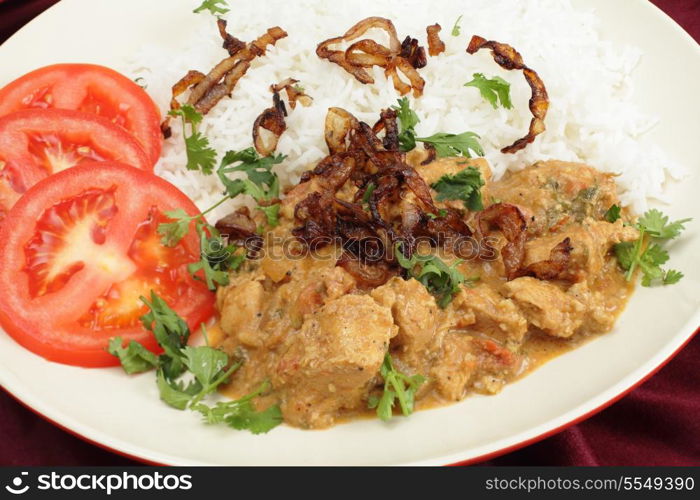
<box><xmin>516</xmin><ymin>237</ymin><xmax>573</xmax><ymax>281</ymax></box>
<box><xmin>291</xmin><ymin>107</ymin><xmax>478</xmax><ymax>286</ymax></box>
<box><xmin>215</xmin><ymin>207</ymin><xmax>263</xmax><ymax>257</ymax></box>
<box><xmin>476</xmin><ymin>203</ymin><xmax>528</xmax><ymax>280</ymax></box>
<box><xmin>252</xmin><ymin>78</ymin><xmax>313</xmax><ymax>155</ymax></box>
<box><xmin>253</xmin><ymin>90</ymin><xmax>287</xmax><ymax>156</ymax></box>
<box><xmin>162</xmin><ymin>19</ymin><xmax>287</xmax><ymax>134</ymax></box>
<box><xmin>467</xmin><ymin>35</ymin><xmax>549</xmax><ymax>154</ymax></box>
<box><xmin>426</xmin><ymin>24</ymin><xmax>445</xmax><ymax>56</ymax></box>
<box><xmin>316</xmin><ymin>17</ymin><xmax>427</xmax><ymax>97</ymax></box>
<box><xmin>271</xmin><ymin>78</ymin><xmax>313</xmax><ymax>109</ymax></box>
<box><xmin>476</xmin><ymin>203</ymin><xmax>572</xmax><ymax>280</ymax></box>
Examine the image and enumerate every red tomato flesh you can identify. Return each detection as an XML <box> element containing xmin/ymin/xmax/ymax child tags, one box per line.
<box><xmin>0</xmin><ymin>109</ymin><xmax>151</xmax><ymax>222</ymax></box>
<box><xmin>0</xmin><ymin>163</ymin><xmax>215</xmax><ymax>367</ymax></box>
<box><xmin>0</xmin><ymin>64</ymin><xmax>162</xmax><ymax>164</ymax></box>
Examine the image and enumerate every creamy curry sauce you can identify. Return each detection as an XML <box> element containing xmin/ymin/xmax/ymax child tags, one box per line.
<box><xmin>213</xmin><ymin>156</ymin><xmax>637</xmax><ymax>429</ymax></box>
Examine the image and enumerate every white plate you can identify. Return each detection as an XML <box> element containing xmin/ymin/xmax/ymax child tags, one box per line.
<box><xmin>0</xmin><ymin>0</ymin><xmax>698</xmax><ymax>466</ymax></box>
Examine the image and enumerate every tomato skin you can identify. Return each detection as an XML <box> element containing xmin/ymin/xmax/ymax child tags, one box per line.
<box><xmin>0</xmin><ymin>64</ymin><xmax>162</xmax><ymax>164</ymax></box>
<box><xmin>0</xmin><ymin>163</ymin><xmax>215</xmax><ymax>367</ymax></box>
<box><xmin>0</xmin><ymin>108</ymin><xmax>151</xmax><ymax>220</ymax></box>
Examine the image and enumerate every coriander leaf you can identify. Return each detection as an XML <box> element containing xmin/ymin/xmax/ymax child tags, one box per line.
<box><xmin>182</xmin><ymin>346</ymin><xmax>242</xmax><ymax>406</ymax></box>
<box><xmin>227</xmin><ymin>404</ymin><xmax>283</xmax><ymax>434</ymax></box>
<box><xmin>182</xmin><ymin>346</ymin><xmax>230</xmax><ymax>389</ymax></box>
<box><xmin>168</xmin><ymin>105</ymin><xmax>203</xmax><ymax>125</ymax></box>
<box><xmin>391</xmin><ymin>97</ymin><xmax>419</xmax><ymax>152</ymax></box>
<box><xmin>157</xmin><ymin>196</ymin><xmax>233</xmax><ymax>248</ymax></box>
<box><xmin>615</xmin><ymin>230</ymin><xmax>683</xmax><ymax>287</ymax></box>
<box><xmin>362</xmin><ymin>182</ymin><xmax>377</xmax><ymax>206</ymax></box>
<box><xmin>156</xmin><ymin>368</ymin><xmax>195</xmax><ymax>410</ymax></box>
<box><xmin>430</xmin><ymin>166</ymin><xmax>485</xmax><ymax>211</ymax></box>
<box><xmin>192</xmin><ymin>381</ymin><xmax>282</xmax><ymax>434</ymax></box>
<box><xmin>217</xmin><ymin>148</ymin><xmax>285</xmax><ymax>226</ymax></box>
<box><xmin>604</xmin><ymin>204</ymin><xmax>621</xmax><ymax>223</ymax></box>
<box><xmin>641</xmin><ymin>243</ymin><xmax>669</xmax><ymax>268</ymax></box>
<box><xmin>613</xmin><ymin>241</ymin><xmax>635</xmax><ymax>271</ymax></box>
<box><xmin>663</xmin><ymin>269</ymin><xmax>684</xmax><ymax>285</ymax></box>
<box><xmin>451</xmin><ymin>15</ymin><xmax>463</xmax><ymax>36</ymax></box>
<box><xmin>415</xmin><ymin>131</ymin><xmax>484</xmax><ymax>158</ymax></box>
<box><xmin>184</xmin><ymin>132</ymin><xmax>217</xmax><ymax>174</ymax></box>
<box><xmin>392</xmin><ymin>97</ymin><xmax>420</xmax><ymax>131</ymax></box>
<box><xmin>464</xmin><ymin>73</ymin><xmax>513</xmax><ymax>109</ymax></box>
<box><xmin>637</xmin><ymin>209</ymin><xmax>691</xmax><ymax>240</ymax></box>
<box><xmin>169</xmin><ymin>105</ymin><xmax>217</xmax><ymax>174</ymax></box>
<box><xmin>188</xmin><ymin>222</ymin><xmax>245</xmax><ymax>291</ymax></box>
<box><xmin>193</xmin><ymin>0</ymin><xmax>229</xmax><ymax>15</ymax></box>
<box><xmin>257</xmin><ymin>204</ymin><xmax>280</xmax><ymax>228</ymax></box>
<box><xmin>371</xmin><ymin>353</ymin><xmax>426</xmax><ymax>421</ymax></box>
<box><xmin>108</xmin><ymin>337</ymin><xmax>159</xmax><ymax>374</ymax></box>
<box><xmin>158</xmin><ymin>208</ymin><xmax>192</xmax><ymax>247</ymax></box>
<box><xmin>140</xmin><ymin>291</ymin><xmax>190</xmax><ymax>377</ymax></box>
<box><xmin>395</xmin><ymin>243</ymin><xmax>476</xmax><ymax>308</ymax></box>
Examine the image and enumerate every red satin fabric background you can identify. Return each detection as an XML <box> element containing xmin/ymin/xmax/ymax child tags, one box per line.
<box><xmin>0</xmin><ymin>0</ymin><xmax>698</xmax><ymax>466</ymax></box>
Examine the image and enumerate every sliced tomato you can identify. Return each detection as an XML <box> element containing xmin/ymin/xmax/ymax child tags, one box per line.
<box><xmin>0</xmin><ymin>162</ymin><xmax>215</xmax><ymax>367</ymax></box>
<box><xmin>0</xmin><ymin>109</ymin><xmax>151</xmax><ymax>222</ymax></box>
<box><xmin>0</xmin><ymin>64</ymin><xmax>162</xmax><ymax>164</ymax></box>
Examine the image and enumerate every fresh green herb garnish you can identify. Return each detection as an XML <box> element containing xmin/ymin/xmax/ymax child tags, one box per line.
<box><xmin>391</xmin><ymin>97</ymin><xmax>420</xmax><ymax>152</ymax></box>
<box><xmin>193</xmin><ymin>380</ymin><xmax>283</xmax><ymax>434</ymax></box>
<box><xmin>168</xmin><ymin>105</ymin><xmax>217</xmax><ymax>175</ymax></box>
<box><xmin>140</xmin><ymin>292</ymin><xmax>190</xmax><ymax>358</ymax></box>
<box><xmin>636</xmin><ymin>209</ymin><xmax>691</xmax><ymax>240</ymax></box>
<box><xmin>109</xmin><ymin>291</ymin><xmax>280</xmax><ymax>434</ymax></box>
<box><xmin>217</xmin><ymin>148</ymin><xmax>285</xmax><ymax>227</ymax></box>
<box><xmin>362</xmin><ymin>182</ymin><xmax>377</xmax><ymax>207</ymax></box>
<box><xmin>415</xmin><ymin>131</ymin><xmax>484</xmax><ymax>158</ymax></box>
<box><xmin>395</xmin><ymin>243</ymin><xmax>476</xmax><ymax>308</ymax></box>
<box><xmin>662</xmin><ymin>269</ymin><xmax>684</xmax><ymax>285</ymax></box>
<box><xmin>431</xmin><ymin>166</ymin><xmax>485</xmax><ymax>211</ymax></box>
<box><xmin>391</xmin><ymin>98</ymin><xmax>483</xmax><ymax>158</ymax></box>
<box><xmin>464</xmin><ymin>73</ymin><xmax>513</xmax><ymax>109</ymax></box>
<box><xmin>614</xmin><ymin>209</ymin><xmax>691</xmax><ymax>287</ymax></box>
<box><xmin>187</xmin><ymin>222</ymin><xmax>245</xmax><ymax>291</ymax></box>
<box><xmin>193</xmin><ymin>0</ymin><xmax>230</xmax><ymax>15</ymax></box>
<box><xmin>426</xmin><ymin>209</ymin><xmax>449</xmax><ymax>220</ymax></box>
<box><xmin>451</xmin><ymin>15</ymin><xmax>463</xmax><ymax>36</ymax></box>
<box><xmin>157</xmin><ymin>149</ymin><xmax>283</xmax><ymax>289</ymax></box>
<box><xmin>107</xmin><ymin>337</ymin><xmax>159</xmax><ymax>374</ymax></box>
<box><xmin>604</xmin><ymin>204</ymin><xmax>621</xmax><ymax>223</ymax></box>
<box><xmin>368</xmin><ymin>353</ymin><xmax>426</xmax><ymax>421</ymax></box>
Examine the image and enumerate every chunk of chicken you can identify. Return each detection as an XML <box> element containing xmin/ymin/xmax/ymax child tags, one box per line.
<box><xmin>273</xmin><ymin>294</ymin><xmax>396</xmax><ymax>428</ymax></box>
<box><xmin>523</xmin><ymin>219</ymin><xmax>638</xmax><ymax>278</ymax></box>
<box><xmin>431</xmin><ymin>333</ymin><xmax>478</xmax><ymax>400</ymax></box>
<box><xmin>370</xmin><ymin>277</ymin><xmax>446</xmax><ymax>372</ymax></box>
<box><xmin>431</xmin><ymin>334</ymin><xmax>521</xmax><ymax>399</ymax></box>
<box><xmin>489</xmin><ymin>160</ymin><xmax>620</xmax><ymax>235</ymax></box>
<box><xmin>504</xmin><ymin>277</ymin><xmax>586</xmax><ymax>338</ymax></box>
<box><xmin>217</xmin><ymin>272</ymin><xmax>267</xmax><ymax>348</ymax></box>
<box><xmin>450</xmin><ymin>285</ymin><xmax>528</xmax><ymax>344</ymax></box>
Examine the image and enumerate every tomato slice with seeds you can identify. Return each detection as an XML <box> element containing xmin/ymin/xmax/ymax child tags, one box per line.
<box><xmin>0</xmin><ymin>109</ymin><xmax>151</xmax><ymax>222</ymax></box>
<box><xmin>0</xmin><ymin>162</ymin><xmax>215</xmax><ymax>367</ymax></box>
<box><xmin>0</xmin><ymin>64</ymin><xmax>162</xmax><ymax>164</ymax></box>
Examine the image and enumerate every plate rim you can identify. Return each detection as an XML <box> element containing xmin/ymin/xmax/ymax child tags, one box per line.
<box><xmin>0</xmin><ymin>0</ymin><xmax>699</xmax><ymax>466</ymax></box>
